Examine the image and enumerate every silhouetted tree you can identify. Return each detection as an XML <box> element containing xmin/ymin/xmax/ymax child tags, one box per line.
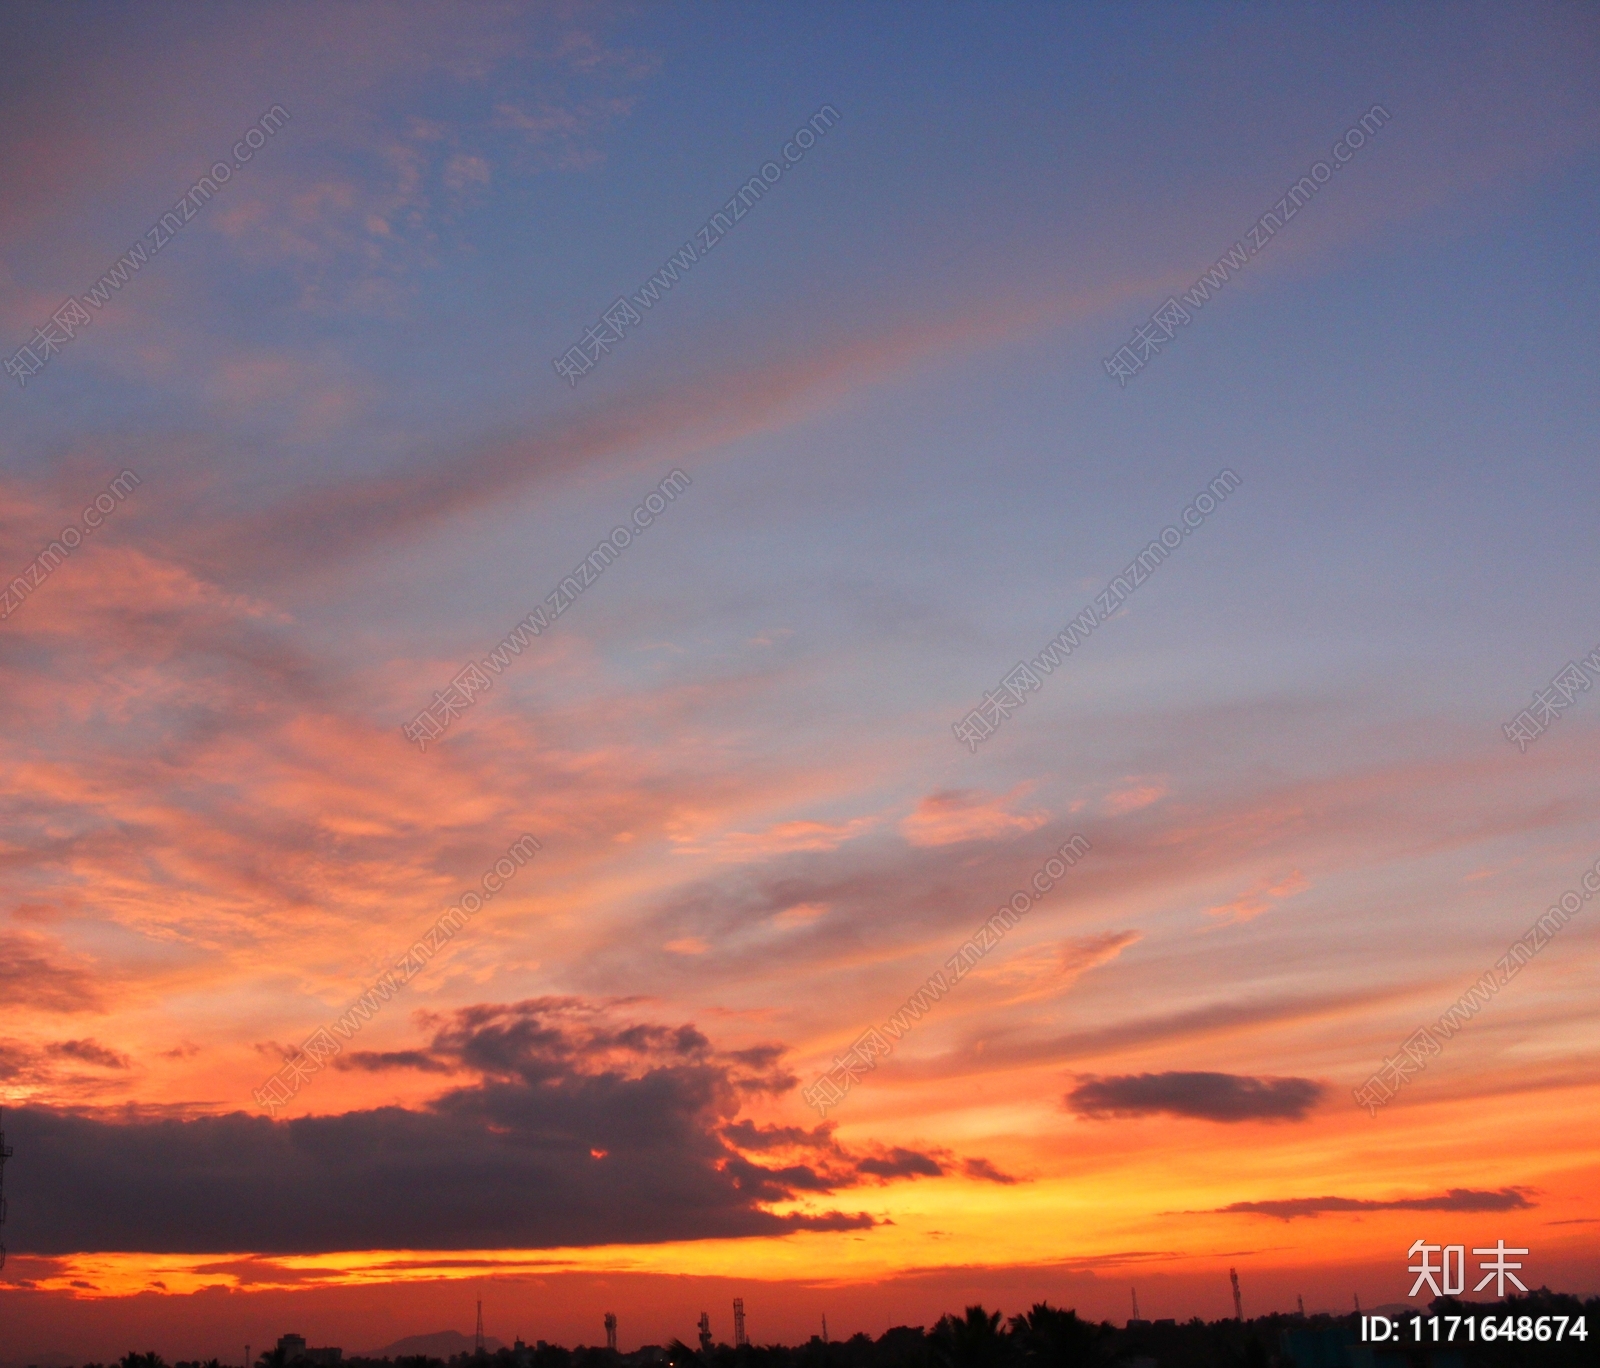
<box><xmin>664</xmin><ymin>1339</ymin><xmax>702</xmax><ymax>1368</ymax></box>
<box><xmin>872</xmin><ymin>1327</ymin><xmax>929</xmax><ymax>1368</ymax></box>
<box><xmin>1007</xmin><ymin>1302</ymin><xmax>1108</xmax><ymax>1368</ymax></box>
<box><xmin>932</xmin><ymin>1306</ymin><xmax>1006</xmax><ymax>1368</ymax></box>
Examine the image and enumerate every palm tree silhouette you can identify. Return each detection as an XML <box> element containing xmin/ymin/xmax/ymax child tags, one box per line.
<box><xmin>934</xmin><ymin>1306</ymin><xmax>1006</xmax><ymax>1368</ymax></box>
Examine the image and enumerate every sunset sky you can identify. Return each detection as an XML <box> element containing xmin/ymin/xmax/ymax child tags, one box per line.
<box><xmin>2</xmin><ymin>1</ymin><xmax>1598</xmax><ymax>1360</ymax></box>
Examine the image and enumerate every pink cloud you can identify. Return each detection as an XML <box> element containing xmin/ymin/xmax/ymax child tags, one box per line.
<box><xmin>901</xmin><ymin>787</ymin><xmax>1049</xmax><ymax>848</ymax></box>
<box><xmin>1103</xmin><ymin>778</ymin><xmax>1170</xmax><ymax>816</ymax></box>
<box><xmin>689</xmin><ymin>817</ymin><xmax>879</xmax><ymax>862</ymax></box>
<box><xmin>1204</xmin><ymin>870</ymin><xmax>1311</xmax><ymax>926</ymax></box>
<box><xmin>975</xmin><ymin>931</ymin><xmax>1142</xmax><ymax>1004</ymax></box>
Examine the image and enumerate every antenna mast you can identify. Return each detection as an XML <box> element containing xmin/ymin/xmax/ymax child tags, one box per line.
<box><xmin>476</xmin><ymin>1299</ymin><xmax>486</xmax><ymax>1355</ymax></box>
<box><xmin>0</xmin><ymin>1106</ymin><xmax>11</xmax><ymax>1271</ymax></box>
<box><xmin>698</xmin><ymin>1312</ymin><xmax>713</xmax><ymax>1355</ymax></box>
<box><xmin>605</xmin><ymin>1312</ymin><xmax>618</xmax><ymax>1352</ymax></box>
<box><xmin>1130</xmin><ymin>1288</ymin><xmax>1141</xmax><ymax>1321</ymax></box>
<box><xmin>733</xmin><ymin>1298</ymin><xmax>748</xmax><ymax>1348</ymax></box>
<box><xmin>1230</xmin><ymin>1268</ymin><xmax>1243</xmax><ymax>1322</ymax></box>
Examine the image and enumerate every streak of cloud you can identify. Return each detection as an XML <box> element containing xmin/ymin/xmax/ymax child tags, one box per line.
<box><xmin>1067</xmin><ymin>1072</ymin><xmax>1324</xmax><ymax>1123</ymax></box>
<box><xmin>1204</xmin><ymin>1187</ymin><xmax>1535</xmax><ymax>1221</ymax></box>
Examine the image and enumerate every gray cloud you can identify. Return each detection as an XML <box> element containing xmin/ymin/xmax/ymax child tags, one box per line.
<box><xmin>856</xmin><ymin>1147</ymin><xmax>945</xmax><ymax>1181</ymax></box>
<box><xmin>1208</xmin><ymin>1187</ymin><xmax>1534</xmax><ymax>1221</ymax></box>
<box><xmin>962</xmin><ymin>1157</ymin><xmax>1018</xmax><ymax>1185</ymax></box>
<box><xmin>46</xmin><ymin>1039</ymin><xmax>130</xmax><ymax>1069</ymax></box>
<box><xmin>4</xmin><ymin>1000</ymin><xmax>1005</xmax><ymax>1256</ymax></box>
<box><xmin>1067</xmin><ymin>1071</ymin><xmax>1323</xmax><ymax>1122</ymax></box>
<box><xmin>715</xmin><ymin>1121</ymin><xmax>1013</xmax><ymax>1190</ymax></box>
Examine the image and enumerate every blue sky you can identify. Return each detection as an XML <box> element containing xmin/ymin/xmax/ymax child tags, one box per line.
<box><xmin>2</xmin><ymin>0</ymin><xmax>1598</xmax><ymax>1353</ymax></box>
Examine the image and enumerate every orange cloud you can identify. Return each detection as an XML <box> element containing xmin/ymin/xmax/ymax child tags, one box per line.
<box><xmin>678</xmin><ymin>817</ymin><xmax>879</xmax><ymax>862</ymax></box>
<box><xmin>901</xmin><ymin>787</ymin><xmax>1048</xmax><ymax>848</ymax></box>
<box><xmin>1204</xmin><ymin>871</ymin><xmax>1311</xmax><ymax>926</ymax></box>
<box><xmin>976</xmin><ymin>931</ymin><xmax>1142</xmax><ymax>1004</ymax></box>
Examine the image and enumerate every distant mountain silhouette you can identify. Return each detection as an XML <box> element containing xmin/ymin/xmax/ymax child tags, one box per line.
<box><xmin>366</xmin><ymin>1330</ymin><xmax>506</xmax><ymax>1357</ymax></box>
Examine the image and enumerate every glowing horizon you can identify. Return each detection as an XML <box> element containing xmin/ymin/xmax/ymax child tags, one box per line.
<box><xmin>1</xmin><ymin>1</ymin><xmax>1598</xmax><ymax>1359</ymax></box>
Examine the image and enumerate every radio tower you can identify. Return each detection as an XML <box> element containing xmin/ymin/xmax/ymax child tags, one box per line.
<box><xmin>733</xmin><ymin>1298</ymin><xmax>747</xmax><ymax>1348</ymax></box>
<box><xmin>698</xmin><ymin>1312</ymin><xmax>713</xmax><ymax>1355</ymax></box>
<box><xmin>1230</xmin><ymin>1268</ymin><xmax>1243</xmax><ymax>1322</ymax></box>
<box><xmin>605</xmin><ymin>1312</ymin><xmax>618</xmax><ymax>1352</ymax></box>
<box><xmin>1297</xmin><ymin>1295</ymin><xmax>1305</xmax><ymax>1318</ymax></box>
<box><xmin>476</xmin><ymin>1300</ymin><xmax>486</xmax><ymax>1356</ymax></box>
<box><xmin>1130</xmin><ymin>1288</ymin><xmax>1141</xmax><ymax>1321</ymax></box>
<box><xmin>0</xmin><ymin>1106</ymin><xmax>12</xmax><ymax>1271</ymax></box>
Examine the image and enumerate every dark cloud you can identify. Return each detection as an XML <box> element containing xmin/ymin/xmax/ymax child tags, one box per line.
<box><xmin>334</xmin><ymin>1049</ymin><xmax>456</xmax><ymax>1073</ymax></box>
<box><xmin>46</xmin><ymin>1039</ymin><xmax>130</xmax><ymax>1069</ymax></box>
<box><xmin>962</xmin><ymin>1157</ymin><xmax>1017</xmax><ymax>1185</ymax></box>
<box><xmin>720</xmin><ymin>1120</ymin><xmax>840</xmax><ymax>1152</ymax></box>
<box><xmin>1067</xmin><ymin>1071</ymin><xmax>1323</xmax><ymax>1122</ymax></box>
<box><xmin>856</xmin><ymin>1147</ymin><xmax>945</xmax><ymax>1181</ymax></box>
<box><xmin>716</xmin><ymin>1121</ymin><xmax>1012</xmax><ymax>1191</ymax></box>
<box><xmin>1208</xmin><ymin>1187</ymin><xmax>1534</xmax><ymax>1221</ymax></box>
<box><xmin>0</xmin><ymin>1038</ymin><xmax>135</xmax><ymax>1101</ymax></box>
<box><xmin>3</xmin><ymin>1000</ymin><xmax>997</xmax><ymax>1256</ymax></box>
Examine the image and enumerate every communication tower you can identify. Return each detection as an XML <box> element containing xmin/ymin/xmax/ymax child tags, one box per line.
<box><xmin>476</xmin><ymin>1300</ymin><xmax>486</xmax><ymax>1355</ymax></box>
<box><xmin>733</xmin><ymin>1298</ymin><xmax>747</xmax><ymax>1348</ymax></box>
<box><xmin>605</xmin><ymin>1312</ymin><xmax>618</xmax><ymax>1352</ymax></box>
<box><xmin>1230</xmin><ymin>1268</ymin><xmax>1243</xmax><ymax>1322</ymax></box>
<box><xmin>1130</xmin><ymin>1288</ymin><xmax>1140</xmax><ymax>1321</ymax></box>
<box><xmin>698</xmin><ymin>1311</ymin><xmax>713</xmax><ymax>1355</ymax></box>
<box><xmin>0</xmin><ymin>1106</ymin><xmax>11</xmax><ymax>1271</ymax></box>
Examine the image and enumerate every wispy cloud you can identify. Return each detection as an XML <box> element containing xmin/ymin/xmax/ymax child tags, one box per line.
<box><xmin>975</xmin><ymin>931</ymin><xmax>1141</xmax><ymax>1004</ymax></box>
<box><xmin>678</xmin><ymin>816</ymin><xmax>879</xmax><ymax>862</ymax></box>
<box><xmin>901</xmin><ymin>787</ymin><xmax>1048</xmax><ymax>848</ymax></box>
<box><xmin>1103</xmin><ymin>779</ymin><xmax>1170</xmax><ymax>816</ymax></box>
<box><xmin>1204</xmin><ymin>1187</ymin><xmax>1535</xmax><ymax>1221</ymax></box>
<box><xmin>1204</xmin><ymin>870</ymin><xmax>1310</xmax><ymax>926</ymax></box>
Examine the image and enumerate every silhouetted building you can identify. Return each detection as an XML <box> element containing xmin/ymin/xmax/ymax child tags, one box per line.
<box><xmin>277</xmin><ymin>1333</ymin><xmax>342</xmax><ymax>1366</ymax></box>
